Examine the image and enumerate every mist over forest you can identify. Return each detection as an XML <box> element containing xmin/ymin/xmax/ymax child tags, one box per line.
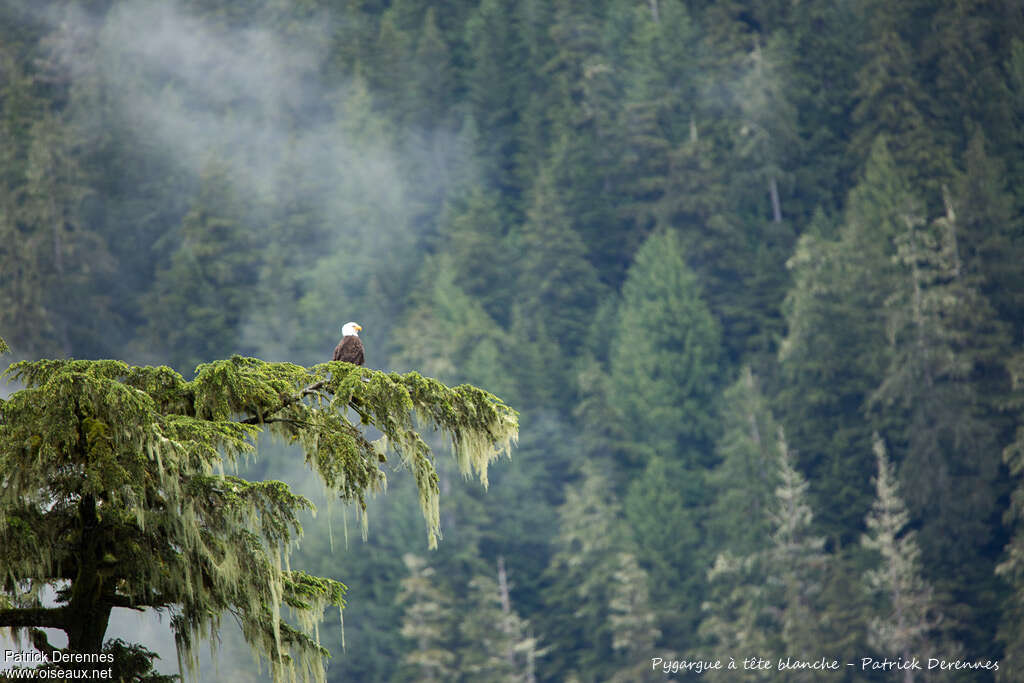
<box><xmin>2</xmin><ymin>0</ymin><xmax>1024</xmax><ymax>680</ymax></box>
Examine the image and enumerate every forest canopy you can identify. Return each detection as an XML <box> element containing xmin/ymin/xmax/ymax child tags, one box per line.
<box><xmin>1</xmin><ymin>0</ymin><xmax>1023</xmax><ymax>680</ymax></box>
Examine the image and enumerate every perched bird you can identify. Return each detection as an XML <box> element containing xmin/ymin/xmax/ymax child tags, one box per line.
<box><xmin>333</xmin><ymin>321</ymin><xmax>365</xmax><ymax>365</ymax></box>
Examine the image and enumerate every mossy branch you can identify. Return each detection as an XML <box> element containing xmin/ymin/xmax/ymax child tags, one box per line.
<box><xmin>0</xmin><ymin>355</ymin><xmax>516</xmax><ymax>683</ymax></box>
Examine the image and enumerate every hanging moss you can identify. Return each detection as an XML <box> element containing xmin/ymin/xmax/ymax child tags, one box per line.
<box><xmin>0</xmin><ymin>356</ymin><xmax>517</xmax><ymax>683</ymax></box>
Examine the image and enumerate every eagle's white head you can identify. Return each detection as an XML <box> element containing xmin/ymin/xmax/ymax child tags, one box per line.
<box><xmin>342</xmin><ymin>321</ymin><xmax>362</xmax><ymax>337</ymax></box>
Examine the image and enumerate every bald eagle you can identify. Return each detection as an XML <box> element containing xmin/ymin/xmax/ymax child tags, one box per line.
<box><xmin>333</xmin><ymin>321</ymin><xmax>364</xmax><ymax>365</ymax></box>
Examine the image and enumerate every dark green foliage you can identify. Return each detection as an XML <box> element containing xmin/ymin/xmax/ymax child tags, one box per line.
<box><xmin>624</xmin><ymin>456</ymin><xmax>708</xmax><ymax>646</ymax></box>
<box><xmin>609</xmin><ymin>228</ymin><xmax>722</xmax><ymax>469</ymax></box>
<box><xmin>144</xmin><ymin>161</ymin><xmax>261</xmax><ymax>373</ymax></box>
<box><xmin>0</xmin><ymin>357</ymin><xmax>516</xmax><ymax>681</ymax></box>
<box><xmin>3</xmin><ymin>0</ymin><xmax>1024</xmax><ymax>679</ymax></box>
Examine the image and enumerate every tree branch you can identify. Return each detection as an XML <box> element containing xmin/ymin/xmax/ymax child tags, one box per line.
<box><xmin>238</xmin><ymin>380</ymin><xmax>331</xmax><ymax>425</ymax></box>
<box><xmin>28</xmin><ymin>628</ymin><xmax>60</xmax><ymax>657</ymax></box>
<box><xmin>103</xmin><ymin>594</ymin><xmax>150</xmax><ymax>611</ymax></box>
<box><xmin>0</xmin><ymin>607</ymin><xmax>67</xmax><ymax>631</ymax></box>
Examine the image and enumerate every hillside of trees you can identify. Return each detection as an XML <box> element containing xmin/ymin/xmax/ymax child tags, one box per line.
<box><xmin>2</xmin><ymin>0</ymin><xmax>1023</xmax><ymax>680</ymax></box>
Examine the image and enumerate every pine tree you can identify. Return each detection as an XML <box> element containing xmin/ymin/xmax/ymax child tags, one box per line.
<box><xmin>0</xmin><ymin>356</ymin><xmax>518</xmax><ymax>681</ymax></box>
<box><xmin>861</xmin><ymin>436</ymin><xmax>956</xmax><ymax>678</ymax></box>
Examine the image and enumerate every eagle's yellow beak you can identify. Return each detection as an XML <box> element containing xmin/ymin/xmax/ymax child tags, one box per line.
<box><xmin>355</xmin><ymin>324</ymin><xmax>363</xmax><ymax>332</ymax></box>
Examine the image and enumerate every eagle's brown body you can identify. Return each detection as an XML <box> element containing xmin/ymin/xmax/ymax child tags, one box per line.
<box><xmin>333</xmin><ymin>335</ymin><xmax>364</xmax><ymax>365</ymax></box>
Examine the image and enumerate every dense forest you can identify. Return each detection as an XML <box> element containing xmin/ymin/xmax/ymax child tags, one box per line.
<box><xmin>2</xmin><ymin>0</ymin><xmax>1023</xmax><ymax>680</ymax></box>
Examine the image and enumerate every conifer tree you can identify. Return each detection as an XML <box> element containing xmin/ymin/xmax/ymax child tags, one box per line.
<box><xmin>541</xmin><ymin>461</ymin><xmax>633</xmax><ymax>682</ymax></box>
<box><xmin>952</xmin><ymin>129</ymin><xmax>1024</xmax><ymax>331</ymax></box>
<box><xmin>624</xmin><ymin>455</ymin><xmax>708</xmax><ymax>646</ymax></box>
<box><xmin>396</xmin><ymin>554</ymin><xmax>457</xmax><ymax>683</ymax></box>
<box><xmin>769</xmin><ymin>427</ymin><xmax>827</xmax><ymax>669</ymax></box>
<box><xmin>698</xmin><ymin>552</ymin><xmax>778</xmax><ymax>681</ymax></box>
<box><xmin>851</xmin><ymin>8</ymin><xmax>950</xmax><ymax>199</ymax></box>
<box><xmin>144</xmin><ymin>160</ymin><xmax>261</xmax><ymax>372</ymax></box>
<box><xmin>457</xmin><ymin>559</ymin><xmax>542</xmax><ymax>683</ymax></box>
<box><xmin>514</xmin><ymin>163</ymin><xmax>605</xmax><ymax>365</ymax></box>
<box><xmin>998</xmin><ymin>350</ymin><xmax>1024</xmax><ymax>681</ymax></box>
<box><xmin>464</xmin><ymin>0</ymin><xmax>528</xmax><ymax>209</ymax></box>
<box><xmin>0</xmin><ymin>356</ymin><xmax>517</xmax><ymax>681</ymax></box>
<box><xmin>871</xmin><ymin>193</ymin><xmax>1007</xmax><ymax>567</ymax></box>
<box><xmin>861</xmin><ymin>436</ymin><xmax>956</xmax><ymax>678</ymax></box>
<box><xmin>7</xmin><ymin>109</ymin><xmax>114</xmax><ymax>358</ymax></box>
<box><xmin>707</xmin><ymin>366</ymin><xmax>779</xmax><ymax>556</ymax></box>
<box><xmin>735</xmin><ymin>34</ymin><xmax>799</xmax><ymax>226</ymax></box>
<box><xmin>700</xmin><ymin>427</ymin><xmax>826</xmax><ymax>679</ymax></box>
<box><xmin>409</xmin><ymin>8</ymin><xmax>455</xmax><ymax>132</ymax></box>
<box><xmin>609</xmin><ymin>228</ymin><xmax>721</xmax><ymax>469</ymax></box>
<box><xmin>606</xmin><ymin>552</ymin><xmax>661</xmax><ymax>683</ymax></box>
<box><xmin>778</xmin><ymin>138</ymin><xmax>912</xmax><ymax>544</ymax></box>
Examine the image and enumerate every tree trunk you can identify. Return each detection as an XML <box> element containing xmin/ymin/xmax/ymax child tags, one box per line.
<box><xmin>65</xmin><ymin>495</ymin><xmax>113</xmax><ymax>660</ymax></box>
<box><xmin>769</xmin><ymin>176</ymin><xmax>782</xmax><ymax>223</ymax></box>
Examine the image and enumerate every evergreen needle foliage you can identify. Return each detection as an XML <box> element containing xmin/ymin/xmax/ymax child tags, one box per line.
<box><xmin>0</xmin><ymin>356</ymin><xmax>517</xmax><ymax>682</ymax></box>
